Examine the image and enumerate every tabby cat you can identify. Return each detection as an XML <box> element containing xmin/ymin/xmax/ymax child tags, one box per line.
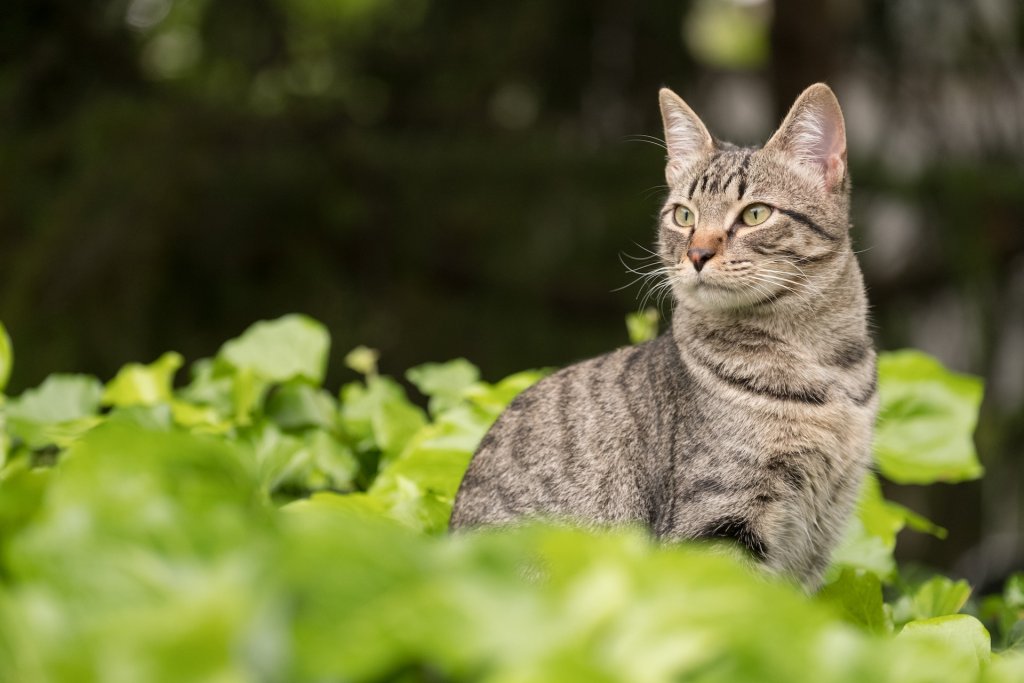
<box><xmin>449</xmin><ymin>84</ymin><xmax>877</xmax><ymax>589</ymax></box>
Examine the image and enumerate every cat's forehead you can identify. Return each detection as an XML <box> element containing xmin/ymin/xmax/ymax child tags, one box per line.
<box><xmin>671</xmin><ymin>145</ymin><xmax>761</xmax><ymax>203</ymax></box>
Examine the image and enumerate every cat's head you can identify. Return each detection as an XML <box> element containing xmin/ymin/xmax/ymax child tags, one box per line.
<box><xmin>656</xmin><ymin>83</ymin><xmax>852</xmax><ymax>312</ymax></box>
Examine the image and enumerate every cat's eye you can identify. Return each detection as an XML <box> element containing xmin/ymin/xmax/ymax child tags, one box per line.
<box><xmin>741</xmin><ymin>203</ymin><xmax>772</xmax><ymax>227</ymax></box>
<box><xmin>673</xmin><ymin>205</ymin><xmax>695</xmax><ymax>228</ymax></box>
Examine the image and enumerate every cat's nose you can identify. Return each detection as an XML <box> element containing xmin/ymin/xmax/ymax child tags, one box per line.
<box><xmin>687</xmin><ymin>247</ymin><xmax>716</xmax><ymax>272</ymax></box>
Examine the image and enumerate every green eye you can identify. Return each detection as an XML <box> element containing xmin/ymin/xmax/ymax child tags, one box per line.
<box><xmin>741</xmin><ymin>203</ymin><xmax>772</xmax><ymax>227</ymax></box>
<box><xmin>673</xmin><ymin>205</ymin><xmax>695</xmax><ymax>227</ymax></box>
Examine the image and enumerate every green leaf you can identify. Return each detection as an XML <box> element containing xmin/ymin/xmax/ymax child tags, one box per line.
<box><xmin>874</xmin><ymin>350</ymin><xmax>984</xmax><ymax>484</ymax></box>
<box><xmin>892</xmin><ymin>576</ymin><xmax>972</xmax><ymax>626</ymax></box>
<box><xmin>897</xmin><ymin>615</ymin><xmax>991</xmax><ymax>676</ymax></box>
<box><xmin>0</xmin><ymin>320</ymin><xmax>12</xmax><ymax>394</ymax></box>
<box><xmin>6</xmin><ymin>374</ymin><xmax>104</xmax><ymax>449</ymax></box>
<box><xmin>818</xmin><ymin>567</ymin><xmax>890</xmax><ymax>634</ymax></box>
<box><xmin>340</xmin><ymin>376</ymin><xmax>426</xmax><ymax>462</ymax></box>
<box><xmin>344</xmin><ymin>345</ymin><xmax>380</xmax><ymax>377</ymax></box>
<box><xmin>7</xmin><ymin>374</ymin><xmax>104</xmax><ymax>425</ymax></box>
<box><xmin>102</xmin><ymin>352</ymin><xmax>183</xmax><ymax>407</ymax></box>
<box><xmin>464</xmin><ymin>368</ymin><xmax>548</xmax><ymax>420</ymax></box>
<box><xmin>625</xmin><ymin>308</ymin><xmax>659</xmax><ymax>344</ymax></box>
<box><xmin>406</xmin><ymin>358</ymin><xmax>480</xmax><ymax>416</ymax></box>
<box><xmin>265</xmin><ymin>381</ymin><xmax>339</xmax><ymax>431</ymax></box>
<box><xmin>218</xmin><ymin>314</ymin><xmax>331</xmax><ymax>384</ymax></box>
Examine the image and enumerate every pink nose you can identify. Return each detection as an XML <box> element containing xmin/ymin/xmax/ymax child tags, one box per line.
<box><xmin>687</xmin><ymin>247</ymin><xmax>716</xmax><ymax>272</ymax></box>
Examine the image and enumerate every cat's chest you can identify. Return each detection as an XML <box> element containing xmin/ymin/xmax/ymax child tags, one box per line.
<box><xmin>675</xmin><ymin>358</ymin><xmax>876</xmax><ymax>470</ymax></box>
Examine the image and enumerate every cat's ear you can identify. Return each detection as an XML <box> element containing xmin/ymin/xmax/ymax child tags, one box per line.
<box><xmin>763</xmin><ymin>83</ymin><xmax>847</xmax><ymax>192</ymax></box>
<box><xmin>659</xmin><ymin>88</ymin><xmax>714</xmax><ymax>183</ymax></box>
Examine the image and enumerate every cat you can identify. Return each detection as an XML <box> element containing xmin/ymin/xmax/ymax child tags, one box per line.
<box><xmin>449</xmin><ymin>83</ymin><xmax>877</xmax><ymax>590</ymax></box>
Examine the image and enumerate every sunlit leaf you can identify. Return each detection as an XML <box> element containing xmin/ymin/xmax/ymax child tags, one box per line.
<box><xmin>874</xmin><ymin>350</ymin><xmax>984</xmax><ymax>484</ymax></box>
<box><xmin>0</xmin><ymin>321</ymin><xmax>12</xmax><ymax>394</ymax></box>
<box><xmin>407</xmin><ymin>358</ymin><xmax>480</xmax><ymax>415</ymax></box>
<box><xmin>102</xmin><ymin>351</ymin><xmax>184</xmax><ymax>407</ymax></box>
<box><xmin>625</xmin><ymin>308</ymin><xmax>659</xmax><ymax>344</ymax></box>
<box><xmin>219</xmin><ymin>314</ymin><xmax>330</xmax><ymax>384</ymax></box>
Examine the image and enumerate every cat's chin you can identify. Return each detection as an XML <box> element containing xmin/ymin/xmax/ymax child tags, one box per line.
<box><xmin>679</xmin><ymin>280</ymin><xmax>776</xmax><ymax>312</ymax></box>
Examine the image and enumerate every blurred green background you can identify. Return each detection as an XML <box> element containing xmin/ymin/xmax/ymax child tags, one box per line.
<box><xmin>1</xmin><ymin>0</ymin><xmax>1021</xmax><ymax>585</ymax></box>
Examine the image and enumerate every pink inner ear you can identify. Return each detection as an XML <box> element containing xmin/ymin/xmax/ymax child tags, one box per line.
<box><xmin>791</xmin><ymin>103</ymin><xmax>846</xmax><ymax>190</ymax></box>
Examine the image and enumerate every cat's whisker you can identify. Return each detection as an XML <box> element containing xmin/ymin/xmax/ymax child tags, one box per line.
<box><xmin>622</xmin><ymin>134</ymin><xmax>668</xmax><ymax>151</ymax></box>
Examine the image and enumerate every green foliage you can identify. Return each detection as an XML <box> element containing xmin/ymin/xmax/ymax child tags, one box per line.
<box><xmin>874</xmin><ymin>350</ymin><xmax>984</xmax><ymax>484</ymax></box>
<box><xmin>0</xmin><ymin>314</ymin><xmax>1013</xmax><ymax>681</ymax></box>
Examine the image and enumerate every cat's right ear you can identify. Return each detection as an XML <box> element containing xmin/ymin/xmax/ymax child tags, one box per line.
<box><xmin>658</xmin><ymin>88</ymin><xmax>714</xmax><ymax>184</ymax></box>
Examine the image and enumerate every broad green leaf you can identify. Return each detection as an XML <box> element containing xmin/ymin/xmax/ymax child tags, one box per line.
<box><xmin>102</xmin><ymin>351</ymin><xmax>183</xmax><ymax>407</ymax></box>
<box><xmin>7</xmin><ymin>374</ymin><xmax>104</xmax><ymax>425</ymax></box>
<box><xmin>897</xmin><ymin>615</ymin><xmax>990</xmax><ymax>676</ymax></box>
<box><xmin>340</xmin><ymin>375</ymin><xmax>426</xmax><ymax>461</ymax></box>
<box><xmin>344</xmin><ymin>345</ymin><xmax>380</xmax><ymax>377</ymax></box>
<box><xmin>818</xmin><ymin>568</ymin><xmax>891</xmax><ymax>634</ymax></box>
<box><xmin>6</xmin><ymin>374</ymin><xmax>104</xmax><ymax>448</ymax></box>
<box><xmin>0</xmin><ymin>320</ymin><xmax>12</xmax><ymax>394</ymax></box>
<box><xmin>219</xmin><ymin>314</ymin><xmax>330</xmax><ymax>384</ymax></box>
<box><xmin>874</xmin><ymin>350</ymin><xmax>984</xmax><ymax>484</ymax></box>
<box><xmin>892</xmin><ymin>576</ymin><xmax>972</xmax><ymax>626</ymax></box>
<box><xmin>265</xmin><ymin>381</ymin><xmax>338</xmax><ymax>431</ymax></box>
<box><xmin>625</xmin><ymin>308</ymin><xmax>659</xmax><ymax>344</ymax></box>
<box><xmin>406</xmin><ymin>358</ymin><xmax>480</xmax><ymax>416</ymax></box>
<box><xmin>831</xmin><ymin>473</ymin><xmax>943</xmax><ymax>581</ymax></box>
<box><xmin>464</xmin><ymin>368</ymin><xmax>548</xmax><ymax>420</ymax></box>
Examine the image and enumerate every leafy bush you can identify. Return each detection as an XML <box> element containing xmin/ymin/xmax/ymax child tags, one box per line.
<box><xmin>0</xmin><ymin>314</ymin><xmax>1020</xmax><ymax>682</ymax></box>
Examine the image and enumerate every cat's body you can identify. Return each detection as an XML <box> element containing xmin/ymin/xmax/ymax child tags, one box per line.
<box><xmin>450</xmin><ymin>84</ymin><xmax>877</xmax><ymax>589</ymax></box>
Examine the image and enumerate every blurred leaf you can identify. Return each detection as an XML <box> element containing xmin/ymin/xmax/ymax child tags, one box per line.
<box><xmin>625</xmin><ymin>308</ymin><xmax>659</xmax><ymax>344</ymax></box>
<box><xmin>874</xmin><ymin>350</ymin><xmax>984</xmax><ymax>484</ymax></box>
<box><xmin>893</xmin><ymin>576</ymin><xmax>973</xmax><ymax>627</ymax></box>
<box><xmin>818</xmin><ymin>567</ymin><xmax>891</xmax><ymax>634</ymax></box>
<box><xmin>344</xmin><ymin>345</ymin><xmax>380</xmax><ymax>377</ymax></box>
<box><xmin>407</xmin><ymin>358</ymin><xmax>480</xmax><ymax>415</ymax></box>
<box><xmin>464</xmin><ymin>369</ymin><xmax>548</xmax><ymax>420</ymax></box>
<box><xmin>7</xmin><ymin>374</ymin><xmax>104</xmax><ymax>425</ymax></box>
<box><xmin>897</xmin><ymin>615</ymin><xmax>991</xmax><ymax>676</ymax></box>
<box><xmin>0</xmin><ymin>321</ymin><xmax>12</xmax><ymax>394</ymax></box>
<box><xmin>831</xmin><ymin>473</ymin><xmax>943</xmax><ymax>582</ymax></box>
<box><xmin>6</xmin><ymin>375</ymin><xmax>105</xmax><ymax>449</ymax></box>
<box><xmin>340</xmin><ymin>375</ymin><xmax>426</xmax><ymax>463</ymax></box>
<box><xmin>686</xmin><ymin>0</ymin><xmax>769</xmax><ymax>69</ymax></box>
<box><xmin>102</xmin><ymin>351</ymin><xmax>183</xmax><ymax>407</ymax></box>
<box><xmin>219</xmin><ymin>314</ymin><xmax>330</xmax><ymax>384</ymax></box>
<box><xmin>266</xmin><ymin>381</ymin><xmax>339</xmax><ymax>431</ymax></box>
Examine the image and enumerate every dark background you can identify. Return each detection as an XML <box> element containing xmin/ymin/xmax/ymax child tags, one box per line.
<box><xmin>1</xmin><ymin>0</ymin><xmax>1022</xmax><ymax>585</ymax></box>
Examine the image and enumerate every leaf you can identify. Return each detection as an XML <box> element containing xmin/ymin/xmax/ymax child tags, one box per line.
<box><xmin>818</xmin><ymin>567</ymin><xmax>890</xmax><ymax>634</ymax></box>
<box><xmin>218</xmin><ymin>314</ymin><xmax>331</xmax><ymax>384</ymax></box>
<box><xmin>830</xmin><ymin>473</ymin><xmax>943</xmax><ymax>581</ymax></box>
<box><xmin>464</xmin><ymin>368</ymin><xmax>548</xmax><ymax>420</ymax></box>
<box><xmin>406</xmin><ymin>359</ymin><xmax>480</xmax><ymax>416</ymax></box>
<box><xmin>0</xmin><ymin>320</ymin><xmax>12</xmax><ymax>394</ymax></box>
<box><xmin>340</xmin><ymin>376</ymin><xmax>426</xmax><ymax>462</ymax></box>
<box><xmin>265</xmin><ymin>381</ymin><xmax>339</xmax><ymax>431</ymax></box>
<box><xmin>6</xmin><ymin>374</ymin><xmax>105</xmax><ymax>448</ymax></box>
<box><xmin>897</xmin><ymin>615</ymin><xmax>991</xmax><ymax>675</ymax></box>
<box><xmin>625</xmin><ymin>308</ymin><xmax>659</xmax><ymax>344</ymax></box>
<box><xmin>874</xmin><ymin>350</ymin><xmax>984</xmax><ymax>484</ymax></box>
<box><xmin>892</xmin><ymin>576</ymin><xmax>973</xmax><ymax>627</ymax></box>
<box><xmin>344</xmin><ymin>345</ymin><xmax>380</xmax><ymax>377</ymax></box>
<box><xmin>102</xmin><ymin>352</ymin><xmax>184</xmax><ymax>407</ymax></box>
<box><xmin>7</xmin><ymin>374</ymin><xmax>104</xmax><ymax>425</ymax></box>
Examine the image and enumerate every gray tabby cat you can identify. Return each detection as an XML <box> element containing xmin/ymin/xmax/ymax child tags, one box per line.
<box><xmin>449</xmin><ymin>84</ymin><xmax>877</xmax><ymax>590</ymax></box>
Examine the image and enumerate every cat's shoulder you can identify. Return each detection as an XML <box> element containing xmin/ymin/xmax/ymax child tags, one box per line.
<box><xmin>507</xmin><ymin>333</ymin><xmax>679</xmax><ymax>411</ymax></box>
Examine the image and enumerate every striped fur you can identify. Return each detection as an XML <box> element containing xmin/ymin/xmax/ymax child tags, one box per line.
<box><xmin>450</xmin><ymin>84</ymin><xmax>876</xmax><ymax>590</ymax></box>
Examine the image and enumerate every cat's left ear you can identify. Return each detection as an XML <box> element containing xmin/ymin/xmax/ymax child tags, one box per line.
<box><xmin>763</xmin><ymin>83</ymin><xmax>847</xmax><ymax>192</ymax></box>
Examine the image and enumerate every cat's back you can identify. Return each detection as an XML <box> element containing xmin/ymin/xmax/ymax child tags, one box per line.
<box><xmin>450</xmin><ymin>334</ymin><xmax>689</xmax><ymax>530</ymax></box>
